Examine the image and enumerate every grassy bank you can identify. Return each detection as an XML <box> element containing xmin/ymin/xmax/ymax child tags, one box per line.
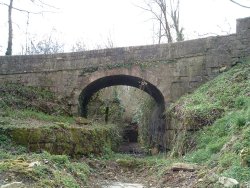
<box><xmin>168</xmin><ymin>61</ymin><xmax>250</xmax><ymax>185</ymax></box>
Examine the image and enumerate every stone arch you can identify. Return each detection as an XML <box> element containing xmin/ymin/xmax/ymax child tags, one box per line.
<box><xmin>78</xmin><ymin>74</ymin><xmax>165</xmax><ymax>117</ymax></box>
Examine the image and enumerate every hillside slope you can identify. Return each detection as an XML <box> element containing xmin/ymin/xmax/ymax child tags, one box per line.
<box><xmin>168</xmin><ymin>61</ymin><xmax>250</xmax><ymax>186</ymax></box>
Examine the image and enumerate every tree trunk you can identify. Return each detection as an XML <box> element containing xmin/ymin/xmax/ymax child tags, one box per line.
<box><xmin>5</xmin><ymin>0</ymin><xmax>14</xmax><ymax>56</ymax></box>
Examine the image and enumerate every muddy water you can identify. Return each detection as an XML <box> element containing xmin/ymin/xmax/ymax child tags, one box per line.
<box><xmin>101</xmin><ymin>182</ymin><xmax>144</xmax><ymax>188</ymax></box>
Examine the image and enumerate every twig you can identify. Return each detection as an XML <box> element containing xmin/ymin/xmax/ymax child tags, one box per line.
<box><xmin>36</xmin><ymin>0</ymin><xmax>59</xmax><ymax>10</ymax></box>
<box><xmin>197</xmin><ymin>32</ymin><xmax>219</xmax><ymax>37</ymax></box>
<box><xmin>0</xmin><ymin>2</ymin><xmax>57</xmax><ymax>14</ymax></box>
<box><xmin>229</xmin><ymin>0</ymin><xmax>250</xmax><ymax>8</ymax></box>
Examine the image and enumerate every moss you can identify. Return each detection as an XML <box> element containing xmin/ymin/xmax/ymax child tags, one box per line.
<box><xmin>0</xmin><ymin>153</ymin><xmax>90</xmax><ymax>187</ymax></box>
<box><xmin>0</xmin><ymin>83</ymin><xmax>72</xmax><ymax>116</ymax></box>
<box><xmin>116</xmin><ymin>158</ymin><xmax>144</xmax><ymax>168</ymax></box>
<box><xmin>2</xmin><ymin>124</ymin><xmax>121</xmax><ymax>157</ymax></box>
<box><xmin>8</xmin><ymin>127</ymin><xmax>30</xmax><ymax>145</ymax></box>
<box><xmin>79</xmin><ymin>66</ymin><xmax>99</xmax><ymax>76</ymax></box>
<box><xmin>81</xmin><ymin>60</ymin><xmax>177</xmax><ymax>72</ymax></box>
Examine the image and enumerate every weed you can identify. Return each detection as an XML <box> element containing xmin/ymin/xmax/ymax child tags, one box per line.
<box><xmin>66</xmin><ymin>162</ymin><xmax>90</xmax><ymax>183</ymax></box>
<box><xmin>49</xmin><ymin>154</ymin><xmax>69</xmax><ymax>165</ymax></box>
<box><xmin>0</xmin><ymin>83</ymin><xmax>71</xmax><ymax>116</ymax></box>
<box><xmin>218</xmin><ymin>152</ymin><xmax>238</xmax><ymax>168</ymax></box>
<box><xmin>222</xmin><ymin>165</ymin><xmax>250</xmax><ymax>182</ymax></box>
<box><xmin>54</xmin><ymin>171</ymin><xmax>80</xmax><ymax>188</ymax></box>
<box><xmin>32</xmin><ymin>165</ymin><xmax>53</xmax><ymax>178</ymax></box>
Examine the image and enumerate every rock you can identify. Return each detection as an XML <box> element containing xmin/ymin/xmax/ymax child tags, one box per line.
<box><xmin>43</xmin><ymin>159</ymin><xmax>49</xmax><ymax>164</ymax></box>
<box><xmin>28</xmin><ymin>161</ymin><xmax>41</xmax><ymax>168</ymax></box>
<box><xmin>219</xmin><ymin>66</ymin><xmax>228</xmax><ymax>73</ymax></box>
<box><xmin>240</xmin><ymin>148</ymin><xmax>250</xmax><ymax>167</ymax></box>
<box><xmin>75</xmin><ymin>117</ymin><xmax>91</xmax><ymax>125</ymax></box>
<box><xmin>171</xmin><ymin>163</ymin><xmax>198</xmax><ymax>172</ymax></box>
<box><xmin>0</xmin><ymin>182</ymin><xmax>25</xmax><ymax>188</ymax></box>
<box><xmin>218</xmin><ymin>177</ymin><xmax>239</xmax><ymax>188</ymax></box>
<box><xmin>102</xmin><ymin>182</ymin><xmax>144</xmax><ymax>188</ymax></box>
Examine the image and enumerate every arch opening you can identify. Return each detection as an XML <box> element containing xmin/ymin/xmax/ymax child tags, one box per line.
<box><xmin>79</xmin><ymin>75</ymin><xmax>165</xmax><ymax>117</ymax></box>
<box><xmin>79</xmin><ymin>75</ymin><xmax>166</xmax><ymax>152</ymax></box>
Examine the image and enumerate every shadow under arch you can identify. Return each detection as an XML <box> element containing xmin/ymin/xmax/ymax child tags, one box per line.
<box><xmin>79</xmin><ymin>75</ymin><xmax>165</xmax><ymax>117</ymax></box>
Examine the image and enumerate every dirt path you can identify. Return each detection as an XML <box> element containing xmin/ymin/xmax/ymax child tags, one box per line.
<box><xmin>85</xmin><ymin>158</ymin><xmax>199</xmax><ymax>188</ymax></box>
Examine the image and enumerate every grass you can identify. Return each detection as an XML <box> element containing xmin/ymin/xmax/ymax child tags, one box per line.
<box><xmin>0</xmin><ymin>83</ymin><xmax>71</xmax><ymax>116</ymax></box>
<box><xmin>0</xmin><ymin>134</ymin><xmax>90</xmax><ymax>187</ymax></box>
<box><xmin>2</xmin><ymin>108</ymin><xmax>74</xmax><ymax>124</ymax></box>
<box><xmin>169</xmin><ymin>61</ymin><xmax>250</xmax><ymax>129</ymax></box>
<box><xmin>169</xmin><ymin>61</ymin><xmax>250</xmax><ymax>183</ymax></box>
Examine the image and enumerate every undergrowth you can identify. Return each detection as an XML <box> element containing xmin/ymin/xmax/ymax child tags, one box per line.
<box><xmin>0</xmin><ymin>133</ymin><xmax>90</xmax><ymax>187</ymax></box>
<box><xmin>169</xmin><ymin>61</ymin><xmax>250</xmax><ymax>183</ymax></box>
<box><xmin>0</xmin><ymin>83</ymin><xmax>71</xmax><ymax>116</ymax></box>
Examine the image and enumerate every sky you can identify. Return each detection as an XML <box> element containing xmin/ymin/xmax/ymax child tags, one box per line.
<box><xmin>0</xmin><ymin>0</ymin><xmax>249</xmax><ymax>55</ymax></box>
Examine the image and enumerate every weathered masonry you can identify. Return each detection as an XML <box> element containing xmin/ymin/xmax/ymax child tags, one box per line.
<box><xmin>0</xmin><ymin>17</ymin><xmax>250</xmax><ymax>148</ymax></box>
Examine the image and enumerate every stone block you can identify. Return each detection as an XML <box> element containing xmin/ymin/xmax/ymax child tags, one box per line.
<box><xmin>170</xmin><ymin>82</ymin><xmax>189</xmax><ymax>101</ymax></box>
<box><xmin>237</xmin><ymin>16</ymin><xmax>250</xmax><ymax>36</ymax></box>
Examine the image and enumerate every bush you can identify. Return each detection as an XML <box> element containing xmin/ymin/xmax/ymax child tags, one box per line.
<box><xmin>50</xmin><ymin>154</ymin><xmax>69</xmax><ymax>165</ymax></box>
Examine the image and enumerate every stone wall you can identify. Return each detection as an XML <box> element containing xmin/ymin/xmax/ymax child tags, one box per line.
<box><xmin>0</xmin><ymin>33</ymin><xmax>245</xmax><ymax>111</ymax></box>
<box><xmin>1</xmin><ymin>124</ymin><xmax>120</xmax><ymax>157</ymax></box>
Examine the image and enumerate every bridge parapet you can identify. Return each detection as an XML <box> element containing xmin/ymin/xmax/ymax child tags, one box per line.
<box><xmin>0</xmin><ymin>32</ymin><xmax>244</xmax><ymax>75</ymax></box>
<box><xmin>236</xmin><ymin>17</ymin><xmax>250</xmax><ymax>59</ymax></box>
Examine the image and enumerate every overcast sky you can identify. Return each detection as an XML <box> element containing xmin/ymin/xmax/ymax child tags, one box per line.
<box><xmin>0</xmin><ymin>0</ymin><xmax>249</xmax><ymax>55</ymax></box>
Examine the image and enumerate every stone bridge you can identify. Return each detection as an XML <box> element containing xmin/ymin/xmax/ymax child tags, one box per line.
<box><xmin>0</xmin><ymin>17</ymin><xmax>250</xmax><ymax>148</ymax></box>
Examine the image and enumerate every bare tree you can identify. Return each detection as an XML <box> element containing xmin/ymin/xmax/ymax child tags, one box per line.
<box><xmin>71</xmin><ymin>41</ymin><xmax>86</xmax><ymax>52</ymax></box>
<box><xmin>139</xmin><ymin>0</ymin><xmax>184</xmax><ymax>43</ymax></box>
<box><xmin>5</xmin><ymin>0</ymin><xmax>13</xmax><ymax>55</ymax></box>
<box><xmin>229</xmin><ymin>0</ymin><xmax>250</xmax><ymax>8</ymax></box>
<box><xmin>94</xmin><ymin>33</ymin><xmax>116</xmax><ymax>50</ymax></box>
<box><xmin>104</xmin><ymin>32</ymin><xmax>115</xmax><ymax>48</ymax></box>
<box><xmin>0</xmin><ymin>0</ymin><xmax>57</xmax><ymax>55</ymax></box>
<box><xmin>26</xmin><ymin>34</ymin><xmax>64</xmax><ymax>55</ymax></box>
<box><xmin>170</xmin><ymin>0</ymin><xmax>184</xmax><ymax>41</ymax></box>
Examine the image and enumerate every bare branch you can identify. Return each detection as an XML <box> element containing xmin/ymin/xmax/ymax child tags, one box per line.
<box><xmin>229</xmin><ymin>0</ymin><xmax>250</xmax><ymax>8</ymax></box>
<box><xmin>34</xmin><ymin>0</ymin><xmax>59</xmax><ymax>10</ymax></box>
<box><xmin>136</xmin><ymin>1</ymin><xmax>172</xmax><ymax>42</ymax></box>
<box><xmin>217</xmin><ymin>24</ymin><xmax>231</xmax><ymax>35</ymax></box>
<box><xmin>137</xmin><ymin>0</ymin><xmax>184</xmax><ymax>43</ymax></box>
<box><xmin>198</xmin><ymin>32</ymin><xmax>220</xmax><ymax>37</ymax></box>
<box><xmin>0</xmin><ymin>2</ymin><xmax>57</xmax><ymax>14</ymax></box>
<box><xmin>71</xmin><ymin>40</ymin><xmax>86</xmax><ymax>52</ymax></box>
<box><xmin>27</xmin><ymin>34</ymin><xmax>64</xmax><ymax>55</ymax></box>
